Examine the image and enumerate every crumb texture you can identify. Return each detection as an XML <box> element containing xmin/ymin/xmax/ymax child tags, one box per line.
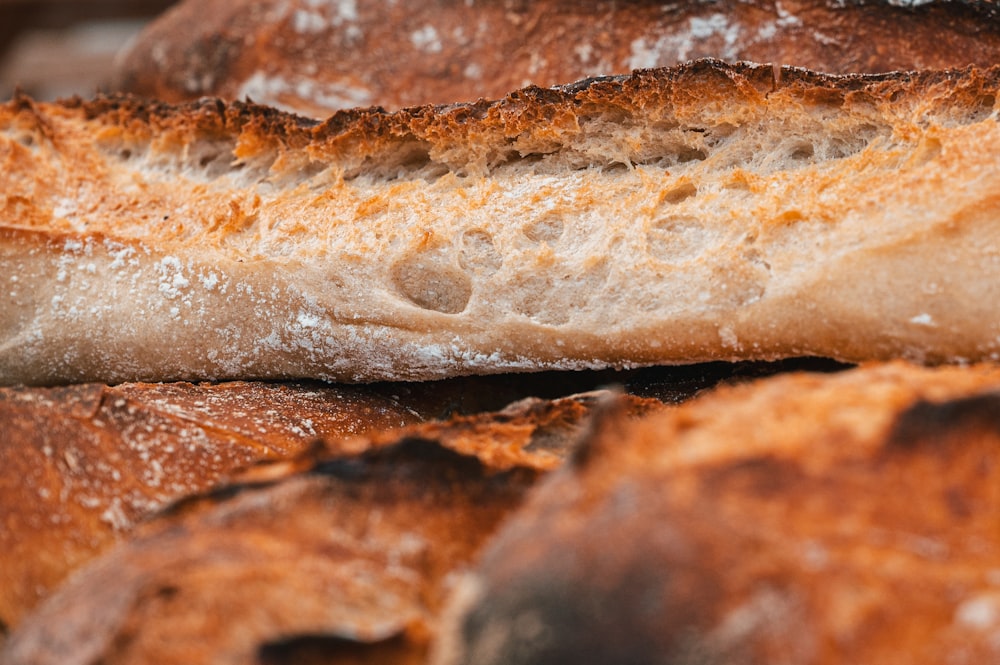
<box><xmin>3</xmin><ymin>61</ymin><xmax>1000</xmax><ymax>384</ymax></box>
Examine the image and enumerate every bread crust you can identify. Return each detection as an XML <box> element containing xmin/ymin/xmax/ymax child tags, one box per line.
<box><xmin>2</xmin><ymin>438</ymin><xmax>537</xmax><ymax>665</ymax></box>
<box><xmin>0</xmin><ymin>389</ymin><xmax>659</xmax><ymax>665</ymax></box>
<box><xmin>434</xmin><ymin>361</ymin><xmax>1000</xmax><ymax>665</ymax></box>
<box><xmin>113</xmin><ymin>0</ymin><xmax>1000</xmax><ymax>116</ymax></box>
<box><xmin>0</xmin><ymin>364</ymin><xmax>663</xmax><ymax>636</ymax></box>
<box><xmin>4</xmin><ymin>60</ymin><xmax>1000</xmax><ymax>384</ymax></box>
<box><xmin>0</xmin><ymin>380</ymin><xmax>421</xmax><ymax>629</ymax></box>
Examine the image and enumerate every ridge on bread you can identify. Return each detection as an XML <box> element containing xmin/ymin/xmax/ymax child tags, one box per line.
<box><xmin>3</xmin><ymin>59</ymin><xmax>1000</xmax><ymax>385</ymax></box>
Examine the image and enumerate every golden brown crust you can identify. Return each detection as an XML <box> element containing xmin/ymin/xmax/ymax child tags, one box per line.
<box><xmin>3</xmin><ymin>443</ymin><xmax>525</xmax><ymax>665</ymax></box>
<box><xmin>0</xmin><ymin>355</ymin><xmax>815</xmax><ymax>634</ymax></box>
<box><xmin>0</xmin><ymin>380</ymin><xmax>421</xmax><ymax>630</ymax></box>
<box><xmin>113</xmin><ymin>0</ymin><xmax>1000</xmax><ymax>116</ymax></box>
<box><xmin>5</xmin><ymin>61</ymin><xmax>1000</xmax><ymax>384</ymax></box>
<box><xmin>0</xmin><ymin>389</ymin><xmax>662</xmax><ymax>665</ymax></box>
<box><xmin>51</xmin><ymin>62</ymin><xmax>1000</xmax><ymax>171</ymax></box>
<box><xmin>434</xmin><ymin>361</ymin><xmax>1000</xmax><ymax>665</ymax></box>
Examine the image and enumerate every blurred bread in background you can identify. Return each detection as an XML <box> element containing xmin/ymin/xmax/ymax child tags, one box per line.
<box><xmin>0</xmin><ymin>360</ymin><xmax>800</xmax><ymax>635</ymax></box>
<box><xmin>0</xmin><ymin>0</ymin><xmax>176</xmax><ymax>102</ymax></box>
<box><xmin>113</xmin><ymin>0</ymin><xmax>1000</xmax><ymax>117</ymax></box>
<box><xmin>434</xmin><ymin>362</ymin><xmax>1000</xmax><ymax>665</ymax></box>
<box><xmin>1</xmin><ymin>390</ymin><xmax>663</xmax><ymax>665</ymax></box>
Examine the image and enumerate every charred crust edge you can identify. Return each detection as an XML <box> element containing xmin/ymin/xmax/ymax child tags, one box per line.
<box><xmin>10</xmin><ymin>59</ymin><xmax>1000</xmax><ymax>151</ymax></box>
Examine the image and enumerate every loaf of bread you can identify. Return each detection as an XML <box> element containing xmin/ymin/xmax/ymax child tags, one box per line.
<box><xmin>113</xmin><ymin>0</ymin><xmax>1000</xmax><ymax>116</ymax></box>
<box><xmin>0</xmin><ymin>351</ymin><xmax>797</xmax><ymax>634</ymax></box>
<box><xmin>434</xmin><ymin>361</ymin><xmax>1000</xmax><ymax>665</ymax></box>
<box><xmin>4</xmin><ymin>61</ymin><xmax>1000</xmax><ymax>384</ymax></box>
<box><xmin>1</xmin><ymin>390</ymin><xmax>660</xmax><ymax>665</ymax></box>
<box><xmin>0</xmin><ymin>379</ymin><xmax>423</xmax><ymax>630</ymax></box>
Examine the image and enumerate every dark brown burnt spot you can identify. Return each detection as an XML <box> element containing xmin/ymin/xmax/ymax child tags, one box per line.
<box><xmin>885</xmin><ymin>391</ymin><xmax>1000</xmax><ymax>452</ymax></box>
<box><xmin>315</xmin><ymin>437</ymin><xmax>541</xmax><ymax>496</ymax></box>
<box><xmin>457</xmin><ymin>549</ymin><xmax>727</xmax><ymax>665</ymax></box>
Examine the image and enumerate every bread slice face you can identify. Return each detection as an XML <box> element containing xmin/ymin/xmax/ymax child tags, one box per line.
<box><xmin>3</xmin><ymin>60</ymin><xmax>1000</xmax><ymax>384</ymax></box>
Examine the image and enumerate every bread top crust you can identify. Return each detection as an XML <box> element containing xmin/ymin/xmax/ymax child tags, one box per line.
<box><xmin>434</xmin><ymin>361</ymin><xmax>1000</xmax><ymax>665</ymax></box>
<box><xmin>114</xmin><ymin>0</ymin><xmax>1000</xmax><ymax>116</ymax></box>
<box><xmin>1</xmin><ymin>389</ymin><xmax>662</xmax><ymax>665</ymax></box>
<box><xmin>5</xmin><ymin>60</ymin><xmax>1000</xmax><ymax>383</ymax></box>
<box><xmin>0</xmin><ymin>380</ymin><xmax>425</xmax><ymax>628</ymax></box>
<box><xmin>7</xmin><ymin>60</ymin><xmax>1000</xmax><ymax>248</ymax></box>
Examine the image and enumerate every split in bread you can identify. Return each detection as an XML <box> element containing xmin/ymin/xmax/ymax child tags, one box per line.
<box><xmin>4</xmin><ymin>60</ymin><xmax>1000</xmax><ymax>385</ymax></box>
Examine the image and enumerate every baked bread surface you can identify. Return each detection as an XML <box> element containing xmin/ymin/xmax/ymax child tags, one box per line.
<box><xmin>4</xmin><ymin>60</ymin><xmax>1000</xmax><ymax>384</ymax></box>
<box><xmin>113</xmin><ymin>0</ymin><xmax>1000</xmax><ymax>116</ymax></box>
<box><xmin>0</xmin><ymin>380</ymin><xmax>421</xmax><ymax>629</ymax></box>
<box><xmin>434</xmin><ymin>361</ymin><xmax>1000</xmax><ymax>664</ymax></box>
<box><xmin>1</xmin><ymin>390</ymin><xmax>660</xmax><ymax>664</ymax></box>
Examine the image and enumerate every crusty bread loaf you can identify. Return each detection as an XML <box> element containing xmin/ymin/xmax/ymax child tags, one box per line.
<box><xmin>0</xmin><ymin>380</ymin><xmax>422</xmax><ymax>630</ymax></box>
<box><xmin>4</xmin><ymin>60</ymin><xmax>1000</xmax><ymax>385</ymax></box>
<box><xmin>1</xmin><ymin>390</ymin><xmax>660</xmax><ymax>665</ymax></box>
<box><xmin>0</xmin><ymin>356</ymin><xmax>802</xmax><ymax>633</ymax></box>
<box><xmin>434</xmin><ymin>361</ymin><xmax>1000</xmax><ymax>665</ymax></box>
<box><xmin>113</xmin><ymin>0</ymin><xmax>1000</xmax><ymax>116</ymax></box>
